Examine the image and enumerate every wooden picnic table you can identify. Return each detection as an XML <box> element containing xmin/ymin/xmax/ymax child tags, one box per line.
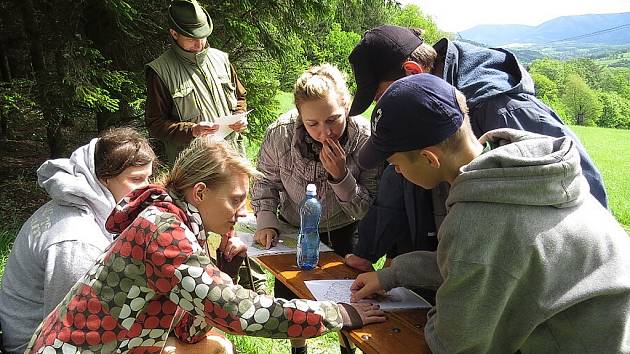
<box><xmin>252</xmin><ymin>252</ymin><xmax>432</xmax><ymax>354</ymax></box>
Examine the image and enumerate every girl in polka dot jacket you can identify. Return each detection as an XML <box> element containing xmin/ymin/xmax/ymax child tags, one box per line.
<box><xmin>26</xmin><ymin>138</ymin><xmax>385</xmax><ymax>354</ymax></box>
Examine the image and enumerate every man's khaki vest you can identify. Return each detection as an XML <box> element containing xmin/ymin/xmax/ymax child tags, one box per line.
<box><xmin>147</xmin><ymin>44</ymin><xmax>238</xmax><ymax>161</ymax></box>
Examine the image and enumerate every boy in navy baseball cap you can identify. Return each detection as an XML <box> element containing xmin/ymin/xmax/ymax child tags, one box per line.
<box><xmin>358</xmin><ymin>73</ymin><xmax>481</xmax><ymax>190</ymax></box>
<box><xmin>352</xmin><ymin>73</ymin><xmax>630</xmax><ymax>353</ymax></box>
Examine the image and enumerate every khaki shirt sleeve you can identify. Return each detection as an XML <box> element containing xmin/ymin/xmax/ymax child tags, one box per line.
<box><xmin>144</xmin><ymin>68</ymin><xmax>196</xmax><ymax>146</ymax></box>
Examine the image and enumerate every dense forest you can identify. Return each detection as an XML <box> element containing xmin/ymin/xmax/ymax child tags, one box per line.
<box><xmin>529</xmin><ymin>58</ymin><xmax>630</xmax><ymax>129</ymax></box>
<box><xmin>0</xmin><ymin>0</ymin><xmax>443</xmax><ymax>157</ymax></box>
<box><xmin>0</xmin><ymin>0</ymin><xmax>628</xmax><ymax>159</ymax></box>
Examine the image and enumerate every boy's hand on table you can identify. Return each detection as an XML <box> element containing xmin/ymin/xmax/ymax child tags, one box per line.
<box><xmin>344</xmin><ymin>254</ymin><xmax>375</xmax><ymax>272</ymax></box>
<box><xmin>350</xmin><ymin>272</ymin><xmax>384</xmax><ymax>302</ymax></box>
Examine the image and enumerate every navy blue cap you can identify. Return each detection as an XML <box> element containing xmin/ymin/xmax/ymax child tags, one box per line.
<box><xmin>348</xmin><ymin>26</ymin><xmax>424</xmax><ymax>116</ymax></box>
<box><xmin>358</xmin><ymin>74</ymin><xmax>464</xmax><ymax>169</ymax></box>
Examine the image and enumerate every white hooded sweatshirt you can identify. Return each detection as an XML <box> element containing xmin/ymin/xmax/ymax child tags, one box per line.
<box><xmin>0</xmin><ymin>139</ymin><xmax>116</xmax><ymax>353</ymax></box>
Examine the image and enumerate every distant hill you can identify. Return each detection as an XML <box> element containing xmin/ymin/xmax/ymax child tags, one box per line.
<box><xmin>459</xmin><ymin>12</ymin><xmax>630</xmax><ymax>46</ymax></box>
<box><xmin>501</xmin><ymin>42</ymin><xmax>630</xmax><ymax>66</ymax></box>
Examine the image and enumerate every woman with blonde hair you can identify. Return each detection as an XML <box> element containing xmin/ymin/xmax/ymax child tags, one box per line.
<box><xmin>251</xmin><ymin>64</ymin><xmax>380</xmax><ymax>354</ymax></box>
<box><xmin>26</xmin><ymin>137</ymin><xmax>384</xmax><ymax>354</ymax></box>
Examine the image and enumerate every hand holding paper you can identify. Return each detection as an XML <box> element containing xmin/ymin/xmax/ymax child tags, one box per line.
<box><xmin>192</xmin><ymin>121</ymin><xmax>220</xmax><ymax>137</ymax></box>
<box><xmin>213</xmin><ymin>110</ymin><xmax>252</xmax><ymax>139</ymax></box>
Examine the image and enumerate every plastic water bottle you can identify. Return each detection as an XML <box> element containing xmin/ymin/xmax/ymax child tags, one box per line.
<box><xmin>297</xmin><ymin>184</ymin><xmax>321</xmax><ymax>270</ymax></box>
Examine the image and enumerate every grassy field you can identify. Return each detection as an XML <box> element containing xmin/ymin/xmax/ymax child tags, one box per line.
<box><xmin>570</xmin><ymin>125</ymin><xmax>630</xmax><ymax>228</ymax></box>
<box><xmin>0</xmin><ymin>116</ymin><xmax>628</xmax><ymax>353</ymax></box>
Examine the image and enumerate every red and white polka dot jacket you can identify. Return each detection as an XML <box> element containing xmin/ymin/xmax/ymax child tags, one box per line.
<box><xmin>26</xmin><ymin>185</ymin><xmax>343</xmax><ymax>353</ymax></box>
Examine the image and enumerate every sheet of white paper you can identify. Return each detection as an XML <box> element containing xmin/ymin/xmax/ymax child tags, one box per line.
<box><xmin>212</xmin><ymin>110</ymin><xmax>252</xmax><ymax>139</ymax></box>
<box><xmin>237</xmin><ymin>231</ymin><xmax>333</xmax><ymax>257</ymax></box>
<box><xmin>304</xmin><ymin>279</ymin><xmax>431</xmax><ymax>311</ymax></box>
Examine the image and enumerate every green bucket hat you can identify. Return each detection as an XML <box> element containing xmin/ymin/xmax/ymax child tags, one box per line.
<box><xmin>168</xmin><ymin>0</ymin><xmax>213</xmax><ymax>39</ymax></box>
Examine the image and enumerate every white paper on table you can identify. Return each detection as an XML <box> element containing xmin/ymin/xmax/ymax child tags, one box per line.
<box><xmin>236</xmin><ymin>231</ymin><xmax>333</xmax><ymax>257</ymax></box>
<box><xmin>304</xmin><ymin>279</ymin><xmax>431</xmax><ymax>311</ymax></box>
<box><xmin>211</xmin><ymin>110</ymin><xmax>252</xmax><ymax>139</ymax></box>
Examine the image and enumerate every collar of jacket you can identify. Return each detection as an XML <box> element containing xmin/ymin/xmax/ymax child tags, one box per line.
<box><xmin>108</xmin><ymin>185</ymin><xmax>207</xmax><ymax>246</ymax></box>
<box><xmin>169</xmin><ymin>190</ymin><xmax>207</xmax><ymax>243</ymax></box>
<box><xmin>171</xmin><ymin>40</ymin><xmax>209</xmax><ymax>67</ymax></box>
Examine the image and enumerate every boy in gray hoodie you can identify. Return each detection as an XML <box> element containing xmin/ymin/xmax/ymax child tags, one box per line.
<box><xmin>351</xmin><ymin>74</ymin><xmax>630</xmax><ymax>353</ymax></box>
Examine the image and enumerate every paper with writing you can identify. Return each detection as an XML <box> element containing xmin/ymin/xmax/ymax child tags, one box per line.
<box><xmin>304</xmin><ymin>279</ymin><xmax>431</xmax><ymax>311</ymax></box>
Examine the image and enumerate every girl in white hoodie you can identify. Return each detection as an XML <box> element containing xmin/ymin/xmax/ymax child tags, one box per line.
<box><xmin>0</xmin><ymin>127</ymin><xmax>155</xmax><ymax>354</ymax></box>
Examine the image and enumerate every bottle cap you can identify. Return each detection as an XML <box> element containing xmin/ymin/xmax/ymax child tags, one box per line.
<box><xmin>306</xmin><ymin>183</ymin><xmax>317</xmax><ymax>196</ymax></box>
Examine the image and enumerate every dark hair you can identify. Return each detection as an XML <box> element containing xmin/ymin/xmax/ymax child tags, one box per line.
<box><xmin>94</xmin><ymin>127</ymin><xmax>156</xmax><ymax>180</ymax></box>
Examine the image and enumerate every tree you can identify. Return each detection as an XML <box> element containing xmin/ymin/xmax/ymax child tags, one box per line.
<box><xmin>566</xmin><ymin>58</ymin><xmax>604</xmax><ymax>91</ymax></box>
<box><xmin>530</xmin><ymin>72</ymin><xmax>558</xmax><ymax>102</ymax></box>
<box><xmin>391</xmin><ymin>4</ymin><xmax>445</xmax><ymax>44</ymax></box>
<box><xmin>598</xmin><ymin>91</ymin><xmax>630</xmax><ymax>129</ymax></box>
<box><xmin>312</xmin><ymin>23</ymin><xmax>361</xmax><ymax>87</ymax></box>
<box><xmin>529</xmin><ymin>58</ymin><xmax>566</xmax><ymax>84</ymax></box>
<box><xmin>334</xmin><ymin>0</ymin><xmax>400</xmax><ymax>33</ymax></box>
<box><xmin>562</xmin><ymin>74</ymin><xmax>602</xmax><ymax>126</ymax></box>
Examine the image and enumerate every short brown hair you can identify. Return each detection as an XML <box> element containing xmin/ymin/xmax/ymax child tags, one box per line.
<box><xmin>157</xmin><ymin>137</ymin><xmax>261</xmax><ymax>199</ymax></box>
<box><xmin>94</xmin><ymin>127</ymin><xmax>156</xmax><ymax>180</ymax></box>
<box><xmin>408</xmin><ymin>43</ymin><xmax>438</xmax><ymax>73</ymax></box>
<box><xmin>436</xmin><ymin>90</ymin><xmax>474</xmax><ymax>153</ymax></box>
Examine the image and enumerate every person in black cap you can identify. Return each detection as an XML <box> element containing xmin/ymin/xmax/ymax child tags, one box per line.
<box><xmin>349</xmin><ymin>73</ymin><xmax>630</xmax><ymax>354</ymax></box>
<box><xmin>344</xmin><ymin>25</ymin><xmax>608</xmax><ymax>276</ymax></box>
<box><xmin>145</xmin><ymin>0</ymin><xmax>248</xmax><ymax>164</ymax></box>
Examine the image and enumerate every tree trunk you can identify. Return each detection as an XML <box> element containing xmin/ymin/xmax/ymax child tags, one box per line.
<box><xmin>0</xmin><ymin>112</ymin><xmax>7</xmax><ymax>140</ymax></box>
<box><xmin>0</xmin><ymin>41</ymin><xmax>11</xmax><ymax>82</ymax></box>
<box><xmin>0</xmin><ymin>41</ymin><xmax>10</xmax><ymax>140</ymax></box>
<box><xmin>577</xmin><ymin>113</ymin><xmax>585</xmax><ymax>126</ymax></box>
<box><xmin>18</xmin><ymin>0</ymin><xmax>64</xmax><ymax>157</ymax></box>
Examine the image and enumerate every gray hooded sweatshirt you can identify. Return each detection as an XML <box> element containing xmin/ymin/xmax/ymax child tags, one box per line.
<box><xmin>0</xmin><ymin>139</ymin><xmax>116</xmax><ymax>353</ymax></box>
<box><xmin>378</xmin><ymin>129</ymin><xmax>630</xmax><ymax>353</ymax></box>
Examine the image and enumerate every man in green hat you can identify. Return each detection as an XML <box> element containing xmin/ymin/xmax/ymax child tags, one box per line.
<box><xmin>145</xmin><ymin>0</ymin><xmax>248</xmax><ymax>164</ymax></box>
<box><xmin>144</xmin><ymin>0</ymin><xmax>267</xmax><ymax>306</ymax></box>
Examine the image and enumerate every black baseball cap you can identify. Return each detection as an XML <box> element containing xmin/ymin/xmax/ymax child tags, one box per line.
<box><xmin>358</xmin><ymin>74</ymin><xmax>464</xmax><ymax>169</ymax></box>
<box><xmin>348</xmin><ymin>25</ymin><xmax>423</xmax><ymax>116</ymax></box>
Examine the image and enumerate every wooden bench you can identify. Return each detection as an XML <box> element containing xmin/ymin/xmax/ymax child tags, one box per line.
<box><xmin>253</xmin><ymin>252</ymin><xmax>432</xmax><ymax>354</ymax></box>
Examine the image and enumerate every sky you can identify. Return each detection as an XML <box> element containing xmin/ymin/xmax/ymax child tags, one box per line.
<box><xmin>400</xmin><ymin>0</ymin><xmax>630</xmax><ymax>32</ymax></box>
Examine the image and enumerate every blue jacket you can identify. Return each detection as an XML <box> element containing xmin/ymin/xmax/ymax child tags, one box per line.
<box><xmin>356</xmin><ymin>39</ymin><xmax>607</xmax><ymax>261</ymax></box>
<box><xmin>437</xmin><ymin>39</ymin><xmax>606</xmax><ymax>205</ymax></box>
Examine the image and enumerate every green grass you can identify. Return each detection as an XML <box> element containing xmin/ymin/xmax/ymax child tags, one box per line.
<box><xmin>570</xmin><ymin>125</ymin><xmax>630</xmax><ymax>228</ymax></box>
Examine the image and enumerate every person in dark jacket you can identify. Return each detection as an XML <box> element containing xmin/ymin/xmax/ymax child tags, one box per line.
<box><xmin>344</xmin><ymin>25</ymin><xmax>608</xmax><ymax>276</ymax></box>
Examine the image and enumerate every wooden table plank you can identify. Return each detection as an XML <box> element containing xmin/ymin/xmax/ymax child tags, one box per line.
<box><xmin>253</xmin><ymin>252</ymin><xmax>432</xmax><ymax>354</ymax></box>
